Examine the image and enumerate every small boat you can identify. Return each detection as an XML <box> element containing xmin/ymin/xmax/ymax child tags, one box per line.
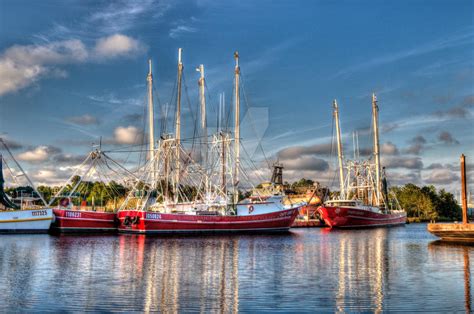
<box><xmin>0</xmin><ymin>139</ymin><xmax>53</xmax><ymax>233</ymax></box>
<box><xmin>49</xmin><ymin>149</ymin><xmax>135</xmax><ymax>233</ymax></box>
<box><xmin>118</xmin><ymin>50</ymin><xmax>299</xmax><ymax>234</ymax></box>
<box><xmin>318</xmin><ymin>95</ymin><xmax>406</xmax><ymax>228</ymax></box>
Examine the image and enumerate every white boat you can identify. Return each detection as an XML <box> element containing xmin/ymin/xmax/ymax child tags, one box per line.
<box><xmin>0</xmin><ymin>139</ymin><xmax>53</xmax><ymax>233</ymax></box>
<box><xmin>0</xmin><ymin>208</ymin><xmax>53</xmax><ymax>233</ymax></box>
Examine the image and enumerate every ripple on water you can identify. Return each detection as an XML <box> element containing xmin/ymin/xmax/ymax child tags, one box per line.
<box><xmin>0</xmin><ymin>224</ymin><xmax>470</xmax><ymax>312</ymax></box>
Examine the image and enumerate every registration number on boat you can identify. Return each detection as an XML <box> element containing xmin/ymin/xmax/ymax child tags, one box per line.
<box><xmin>66</xmin><ymin>211</ymin><xmax>81</xmax><ymax>218</ymax></box>
<box><xmin>32</xmin><ymin>210</ymin><xmax>48</xmax><ymax>216</ymax></box>
<box><xmin>147</xmin><ymin>213</ymin><xmax>161</xmax><ymax>220</ymax></box>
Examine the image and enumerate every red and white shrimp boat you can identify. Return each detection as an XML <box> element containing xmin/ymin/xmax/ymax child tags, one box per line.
<box><xmin>48</xmin><ymin>149</ymin><xmax>134</xmax><ymax>233</ymax></box>
<box><xmin>117</xmin><ymin>51</ymin><xmax>300</xmax><ymax>234</ymax></box>
<box><xmin>118</xmin><ymin>206</ymin><xmax>298</xmax><ymax>234</ymax></box>
<box><xmin>318</xmin><ymin>200</ymin><xmax>406</xmax><ymax>228</ymax></box>
<box><xmin>320</xmin><ymin>95</ymin><xmax>406</xmax><ymax>229</ymax></box>
<box><xmin>51</xmin><ymin>206</ymin><xmax>117</xmax><ymax>233</ymax></box>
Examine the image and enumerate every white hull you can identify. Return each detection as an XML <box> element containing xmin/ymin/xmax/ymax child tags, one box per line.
<box><xmin>0</xmin><ymin>208</ymin><xmax>53</xmax><ymax>233</ymax></box>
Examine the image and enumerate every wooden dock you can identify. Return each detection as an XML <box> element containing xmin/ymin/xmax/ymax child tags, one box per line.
<box><xmin>427</xmin><ymin>223</ymin><xmax>474</xmax><ymax>242</ymax></box>
<box><xmin>428</xmin><ymin>154</ymin><xmax>474</xmax><ymax>242</ymax></box>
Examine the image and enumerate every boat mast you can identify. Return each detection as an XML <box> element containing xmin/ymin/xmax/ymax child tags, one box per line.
<box><xmin>175</xmin><ymin>48</ymin><xmax>183</xmax><ymax>201</ymax></box>
<box><xmin>197</xmin><ymin>64</ymin><xmax>207</xmax><ymax>163</ymax></box>
<box><xmin>233</xmin><ymin>51</ymin><xmax>240</xmax><ymax>205</ymax></box>
<box><xmin>372</xmin><ymin>93</ymin><xmax>381</xmax><ymax>206</ymax></box>
<box><xmin>147</xmin><ymin>59</ymin><xmax>155</xmax><ymax>162</ymax></box>
<box><xmin>333</xmin><ymin>100</ymin><xmax>345</xmax><ymax>200</ymax></box>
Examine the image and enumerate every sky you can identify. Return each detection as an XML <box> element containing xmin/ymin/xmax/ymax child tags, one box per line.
<box><xmin>0</xmin><ymin>0</ymin><xmax>473</xmax><ymax>196</ymax></box>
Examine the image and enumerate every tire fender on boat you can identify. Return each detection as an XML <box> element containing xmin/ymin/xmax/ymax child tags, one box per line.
<box><xmin>131</xmin><ymin>216</ymin><xmax>139</xmax><ymax>225</ymax></box>
<box><xmin>123</xmin><ymin>216</ymin><xmax>131</xmax><ymax>226</ymax></box>
<box><xmin>248</xmin><ymin>205</ymin><xmax>254</xmax><ymax>214</ymax></box>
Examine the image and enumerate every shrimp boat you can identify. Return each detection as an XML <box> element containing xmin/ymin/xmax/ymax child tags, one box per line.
<box><xmin>50</xmin><ymin>149</ymin><xmax>135</xmax><ymax>233</ymax></box>
<box><xmin>117</xmin><ymin>50</ymin><xmax>299</xmax><ymax>233</ymax></box>
<box><xmin>318</xmin><ymin>95</ymin><xmax>406</xmax><ymax>228</ymax></box>
<box><xmin>0</xmin><ymin>139</ymin><xmax>53</xmax><ymax>233</ymax></box>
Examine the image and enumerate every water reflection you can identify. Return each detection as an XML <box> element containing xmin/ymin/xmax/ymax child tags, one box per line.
<box><xmin>0</xmin><ymin>225</ymin><xmax>472</xmax><ymax>312</ymax></box>
<box><xmin>428</xmin><ymin>241</ymin><xmax>473</xmax><ymax>313</ymax></box>
<box><xmin>332</xmin><ymin>228</ymin><xmax>388</xmax><ymax>312</ymax></box>
<box><xmin>116</xmin><ymin>235</ymin><xmax>240</xmax><ymax>313</ymax></box>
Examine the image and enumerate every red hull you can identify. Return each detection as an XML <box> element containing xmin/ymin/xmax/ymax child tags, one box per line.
<box><xmin>117</xmin><ymin>207</ymin><xmax>299</xmax><ymax>234</ymax></box>
<box><xmin>52</xmin><ymin>208</ymin><xmax>117</xmax><ymax>233</ymax></box>
<box><xmin>318</xmin><ymin>206</ymin><xmax>406</xmax><ymax>228</ymax></box>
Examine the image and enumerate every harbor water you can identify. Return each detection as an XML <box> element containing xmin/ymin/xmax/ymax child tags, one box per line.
<box><xmin>0</xmin><ymin>224</ymin><xmax>470</xmax><ymax>312</ymax></box>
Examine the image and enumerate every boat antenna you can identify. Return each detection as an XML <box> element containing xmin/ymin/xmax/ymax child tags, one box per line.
<box><xmin>333</xmin><ymin>100</ymin><xmax>345</xmax><ymax>199</ymax></box>
<box><xmin>233</xmin><ymin>51</ymin><xmax>240</xmax><ymax>205</ymax></box>
<box><xmin>372</xmin><ymin>93</ymin><xmax>381</xmax><ymax>206</ymax></box>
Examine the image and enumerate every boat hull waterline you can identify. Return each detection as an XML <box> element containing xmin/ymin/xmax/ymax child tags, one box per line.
<box><xmin>118</xmin><ymin>207</ymin><xmax>299</xmax><ymax>234</ymax></box>
<box><xmin>0</xmin><ymin>208</ymin><xmax>53</xmax><ymax>233</ymax></box>
<box><xmin>51</xmin><ymin>208</ymin><xmax>117</xmax><ymax>233</ymax></box>
<box><xmin>318</xmin><ymin>206</ymin><xmax>406</xmax><ymax>228</ymax></box>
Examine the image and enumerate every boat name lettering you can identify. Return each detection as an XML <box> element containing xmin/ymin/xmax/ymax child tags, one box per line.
<box><xmin>347</xmin><ymin>210</ymin><xmax>362</xmax><ymax>215</ymax></box>
<box><xmin>32</xmin><ymin>210</ymin><xmax>48</xmax><ymax>217</ymax></box>
<box><xmin>147</xmin><ymin>213</ymin><xmax>161</xmax><ymax>220</ymax></box>
<box><xmin>65</xmin><ymin>211</ymin><xmax>81</xmax><ymax>218</ymax></box>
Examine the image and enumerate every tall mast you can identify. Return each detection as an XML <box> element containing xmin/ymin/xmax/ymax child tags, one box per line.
<box><xmin>372</xmin><ymin>93</ymin><xmax>381</xmax><ymax>206</ymax></box>
<box><xmin>175</xmin><ymin>48</ymin><xmax>183</xmax><ymax>201</ymax></box>
<box><xmin>333</xmin><ymin>100</ymin><xmax>345</xmax><ymax>199</ymax></box>
<box><xmin>233</xmin><ymin>51</ymin><xmax>240</xmax><ymax>204</ymax></box>
<box><xmin>197</xmin><ymin>65</ymin><xmax>207</xmax><ymax>163</ymax></box>
<box><xmin>147</xmin><ymin>59</ymin><xmax>155</xmax><ymax>161</ymax></box>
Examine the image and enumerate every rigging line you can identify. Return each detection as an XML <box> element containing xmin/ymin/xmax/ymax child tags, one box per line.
<box><xmin>239</xmin><ymin>73</ymin><xmax>271</xmax><ymax>169</ymax></box>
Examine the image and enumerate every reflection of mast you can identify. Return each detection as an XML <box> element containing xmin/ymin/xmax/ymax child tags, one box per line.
<box><xmin>464</xmin><ymin>247</ymin><xmax>471</xmax><ymax>312</ymax></box>
<box><xmin>333</xmin><ymin>100</ymin><xmax>345</xmax><ymax>199</ymax></box>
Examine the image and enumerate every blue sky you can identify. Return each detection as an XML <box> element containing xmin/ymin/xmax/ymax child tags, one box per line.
<box><xmin>0</xmin><ymin>0</ymin><xmax>473</xmax><ymax>194</ymax></box>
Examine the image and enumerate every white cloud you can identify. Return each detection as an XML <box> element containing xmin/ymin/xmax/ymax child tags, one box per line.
<box><xmin>169</xmin><ymin>25</ymin><xmax>197</xmax><ymax>38</ymax></box>
<box><xmin>94</xmin><ymin>34</ymin><xmax>144</xmax><ymax>58</ymax></box>
<box><xmin>113</xmin><ymin>126</ymin><xmax>143</xmax><ymax>144</ymax></box>
<box><xmin>17</xmin><ymin>146</ymin><xmax>51</xmax><ymax>162</ymax></box>
<box><xmin>0</xmin><ymin>35</ymin><xmax>145</xmax><ymax>96</ymax></box>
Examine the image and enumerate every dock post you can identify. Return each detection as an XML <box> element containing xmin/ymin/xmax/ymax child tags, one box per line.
<box><xmin>461</xmin><ymin>154</ymin><xmax>468</xmax><ymax>224</ymax></box>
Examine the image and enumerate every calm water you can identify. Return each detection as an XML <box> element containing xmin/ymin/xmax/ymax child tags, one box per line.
<box><xmin>0</xmin><ymin>224</ymin><xmax>471</xmax><ymax>312</ymax></box>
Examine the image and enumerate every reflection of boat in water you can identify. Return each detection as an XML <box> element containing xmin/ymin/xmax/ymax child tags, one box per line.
<box><xmin>117</xmin><ymin>235</ymin><xmax>240</xmax><ymax>312</ymax></box>
<box><xmin>428</xmin><ymin>241</ymin><xmax>472</xmax><ymax>312</ymax></box>
<box><xmin>318</xmin><ymin>96</ymin><xmax>406</xmax><ymax>228</ymax></box>
<box><xmin>0</xmin><ymin>139</ymin><xmax>53</xmax><ymax>233</ymax></box>
<box><xmin>332</xmin><ymin>228</ymin><xmax>388</xmax><ymax>312</ymax></box>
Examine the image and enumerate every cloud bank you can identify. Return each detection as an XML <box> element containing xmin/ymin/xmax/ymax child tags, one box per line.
<box><xmin>0</xmin><ymin>34</ymin><xmax>146</xmax><ymax>96</ymax></box>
